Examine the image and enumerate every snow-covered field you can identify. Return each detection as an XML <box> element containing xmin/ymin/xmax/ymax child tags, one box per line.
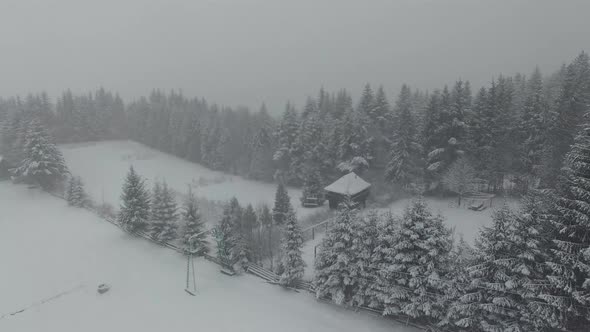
<box><xmin>383</xmin><ymin>197</ymin><xmax>519</xmax><ymax>245</ymax></box>
<box><xmin>300</xmin><ymin>196</ymin><xmax>519</xmax><ymax>281</ymax></box>
<box><xmin>60</xmin><ymin>140</ymin><xmax>325</xmax><ymax>219</ymax></box>
<box><xmin>0</xmin><ymin>182</ymin><xmax>416</xmax><ymax>332</ymax></box>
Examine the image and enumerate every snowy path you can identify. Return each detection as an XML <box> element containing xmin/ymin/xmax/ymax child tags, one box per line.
<box><xmin>60</xmin><ymin>140</ymin><xmax>326</xmax><ymax>219</ymax></box>
<box><xmin>0</xmin><ymin>182</ymin><xmax>417</xmax><ymax>332</ymax></box>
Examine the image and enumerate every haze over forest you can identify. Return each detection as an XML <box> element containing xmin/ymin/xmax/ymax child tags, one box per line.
<box><xmin>1</xmin><ymin>0</ymin><xmax>589</xmax><ymax>111</ymax></box>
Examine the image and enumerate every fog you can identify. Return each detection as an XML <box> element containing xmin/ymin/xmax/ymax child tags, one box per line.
<box><xmin>0</xmin><ymin>0</ymin><xmax>588</xmax><ymax>111</ymax></box>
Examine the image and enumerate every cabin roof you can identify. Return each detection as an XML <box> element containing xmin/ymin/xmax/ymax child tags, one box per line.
<box><xmin>324</xmin><ymin>172</ymin><xmax>371</xmax><ymax>196</ymax></box>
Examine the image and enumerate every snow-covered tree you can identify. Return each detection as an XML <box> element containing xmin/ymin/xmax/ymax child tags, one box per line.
<box><xmin>273</xmin><ymin>104</ymin><xmax>300</xmax><ymax>184</ymax></box>
<box><xmin>66</xmin><ymin>176</ymin><xmax>87</xmax><ymax>208</ymax></box>
<box><xmin>279</xmin><ymin>208</ymin><xmax>305</xmax><ymax>287</ymax></box>
<box><xmin>386</xmin><ymin>84</ymin><xmax>423</xmax><ymax>188</ymax></box>
<box><xmin>272</xmin><ymin>182</ymin><xmax>292</xmax><ymax>226</ymax></box>
<box><xmin>314</xmin><ymin>197</ymin><xmax>359</xmax><ymax>304</ymax></box>
<box><xmin>544</xmin><ymin>51</ymin><xmax>590</xmax><ymax>188</ymax></box>
<box><xmin>454</xmin><ymin>201</ymin><xmax>555</xmax><ymax>332</ymax></box>
<box><xmin>242</xmin><ymin>204</ymin><xmax>258</xmax><ymax>261</ymax></box>
<box><xmin>542</xmin><ymin>124</ymin><xmax>590</xmax><ymax>330</ymax></box>
<box><xmin>337</xmin><ymin>109</ymin><xmax>373</xmax><ymax>175</ymax></box>
<box><xmin>442</xmin><ymin>157</ymin><xmax>476</xmax><ymax>206</ymax></box>
<box><xmin>368</xmin><ymin>211</ymin><xmax>399</xmax><ymax>309</ymax></box>
<box><xmin>426</xmin><ymin>82</ymin><xmax>471</xmax><ymax>182</ymax></box>
<box><xmin>149</xmin><ymin>180</ymin><xmax>178</xmax><ymax>242</ymax></box>
<box><xmin>12</xmin><ymin>118</ymin><xmax>69</xmax><ymax>189</ymax></box>
<box><xmin>215</xmin><ymin>198</ymin><xmax>242</xmax><ymax>267</ymax></box>
<box><xmin>375</xmin><ymin>198</ymin><xmax>452</xmax><ymax>322</ymax></box>
<box><xmin>180</xmin><ymin>187</ymin><xmax>208</xmax><ymax>255</ymax></box>
<box><xmin>349</xmin><ymin>211</ymin><xmax>379</xmax><ymax>306</ymax></box>
<box><xmin>118</xmin><ymin>166</ymin><xmax>150</xmax><ymax>233</ymax></box>
<box><xmin>301</xmin><ymin>168</ymin><xmax>324</xmax><ymax>205</ymax></box>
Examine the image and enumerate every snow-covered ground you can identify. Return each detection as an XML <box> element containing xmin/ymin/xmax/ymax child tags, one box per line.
<box><xmin>0</xmin><ymin>182</ymin><xmax>416</xmax><ymax>332</ymax></box>
<box><xmin>300</xmin><ymin>196</ymin><xmax>520</xmax><ymax>281</ymax></box>
<box><xmin>60</xmin><ymin>140</ymin><xmax>325</xmax><ymax>219</ymax></box>
<box><xmin>382</xmin><ymin>197</ymin><xmax>519</xmax><ymax>245</ymax></box>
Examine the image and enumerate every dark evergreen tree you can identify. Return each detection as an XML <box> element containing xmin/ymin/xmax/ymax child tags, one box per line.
<box><xmin>273</xmin><ymin>103</ymin><xmax>300</xmax><ymax>184</ymax></box>
<box><xmin>314</xmin><ymin>198</ymin><xmax>359</xmax><ymax>305</ymax></box>
<box><xmin>349</xmin><ymin>211</ymin><xmax>379</xmax><ymax>307</ymax></box>
<box><xmin>544</xmin><ymin>52</ymin><xmax>590</xmax><ymax>188</ymax></box>
<box><xmin>149</xmin><ymin>181</ymin><xmax>178</xmax><ymax>242</ymax></box>
<box><xmin>542</xmin><ymin>124</ymin><xmax>590</xmax><ymax>329</ymax></box>
<box><xmin>12</xmin><ymin>118</ymin><xmax>69</xmax><ymax>189</ymax></box>
<box><xmin>279</xmin><ymin>208</ymin><xmax>305</xmax><ymax>287</ymax></box>
<box><xmin>118</xmin><ymin>166</ymin><xmax>150</xmax><ymax>233</ymax></box>
<box><xmin>180</xmin><ymin>187</ymin><xmax>208</xmax><ymax>254</ymax></box>
<box><xmin>386</xmin><ymin>84</ymin><xmax>423</xmax><ymax>188</ymax></box>
<box><xmin>66</xmin><ymin>176</ymin><xmax>87</xmax><ymax>208</ymax></box>
<box><xmin>375</xmin><ymin>199</ymin><xmax>451</xmax><ymax>322</ymax></box>
<box><xmin>272</xmin><ymin>182</ymin><xmax>292</xmax><ymax>226</ymax></box>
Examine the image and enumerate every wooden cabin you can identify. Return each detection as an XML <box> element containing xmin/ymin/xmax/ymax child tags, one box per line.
<box><xmin>324</xmin><ymin>172</ymin><xmax>371</xmax><ymax>209</ymax></box>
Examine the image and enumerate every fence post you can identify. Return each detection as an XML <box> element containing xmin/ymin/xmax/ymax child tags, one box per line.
<box><xmin>312</xmin><ymin>227</ymin><xmax>315</xmax><ymax>240</ymax></box>
<box><xmin>314</xmin><ymin>245</ymin><xmax>317</xmax><ymax>259</ymax></box>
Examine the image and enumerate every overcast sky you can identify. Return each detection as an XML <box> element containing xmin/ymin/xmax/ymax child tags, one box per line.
<box><xmin>0</xmin><ymin>0</ymin><xmax>588</xmax><ymax>112</ymax></box>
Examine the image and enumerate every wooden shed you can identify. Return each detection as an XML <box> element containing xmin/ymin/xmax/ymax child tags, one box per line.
<box><xmin>324</xmin><ymin>172</ymin><xmax>371</xmax><ymax>209</ymax></box>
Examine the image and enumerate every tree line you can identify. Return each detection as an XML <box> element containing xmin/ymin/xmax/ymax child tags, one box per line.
<box><xmin>2</xmin><ymin>51</ymin><xmax>588</xmax><ymax>201</ymax></box>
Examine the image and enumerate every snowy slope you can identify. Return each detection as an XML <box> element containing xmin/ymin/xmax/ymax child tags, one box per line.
<box><xmin>60</xmin><ymin>141</ymin><xmax>325</xmax><ymax>219</ymax></box>
<box><xmin>0</xmin><ymin>182</ymin><xmax>416</xmax><ymax>332</ymax></box>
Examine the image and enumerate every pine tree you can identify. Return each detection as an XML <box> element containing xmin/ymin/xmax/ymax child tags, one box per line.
<box><xmin>272</xmin><ymin>182</ymin><xmax>292</xmax><ymax>226</ymax></box>
<box><xmin>426</xmin><ymin>82</ymin><xmax>470</xmax><ymax>183</ymax></box>
<box><xmin>337</xmin><ymin>109</ymin><xmax>374</xmax><ymax>174</ymax></box>
<box><xmin>12</xmin><ymin>118</ymin><xmax>69</xmax><ymax>189</ymax></box>
<box><xmin>349</xmin><ymin>211</ymin><xmax>379</xmax><ymax>307</ymax></box>
<box><xmin>149</xmin><ymin>181</ymin><xmax>179</xmax><ymax>242</ymax></box>
<box><xmin>66</xmin><ymin>176</ymin><xmax>87</xmax><ymax>208</ymax></box>
<box><xmin>544</xmin><ymin>52</ymin><xmax>590</xmax><ymax>188</ymax></box>
<box><xmin>386</xmin><ymin>85</ymin><xmax>423</xmax><ymax>188</ymax></box>
<box><xmin>357</xmin><ymin>84</ymin><xmax>375</xmax><ymax>116</ymax></box>
<box><xmin>242</xmin><ymin>204</ymin><xmax>258</xmax><ymax>261</ymax></box>
<box><xmin>376</xmin><ymin>199</ymin><xmax>452</xmax><ymax>322</ymax></box>
<box><xmin>273</xmin><ymin>104</ymin><xmax>300</xmax><ymax>184</ymax></box>
<box><xmin>314</xmin><ymin>198</ymin><xmax>359</xmax><ymax>304</ymax></box>
<box><xmin>180</xmin><ymin>187</ymin><xmax>208</xmax><ymax>255</ymax></box>
<box><xmin>368</xmin><ymin>211</ymin><xmax>399</xmax><ymax>309</ymax></box>
<box><xmin>542</xmin><ymin>125</ymin><xmax>590</xmax><ymax>329</ymax></box>
<box><xmin>518</xmin><ymin>67</ymin><xmax>549</xmax><ymax>185</ymax></box>
<box><xmin>455</xmin><ymin>202</ymin><xmax>555</xmax><ymax>332</ymax></box>
<box><xmin>279</xmin><ymin>208</ymin><xmax>305</xmax><ymax>287</ymax></box>
<box><xmin>118</xmin><ymin>166</ymin><xmax>150</xmax><ymax>233</ymax></box>
<box><xmin>258</xmin><ymin>204</ymin><xmax>276</xmax><ymax>269</ymax></box>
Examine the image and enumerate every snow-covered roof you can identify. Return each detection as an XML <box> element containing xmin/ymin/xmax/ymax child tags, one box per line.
<box><xmin>324</xmin><ymin>172</ymin><xmax>371</xmax><ymax>195</ymax></box>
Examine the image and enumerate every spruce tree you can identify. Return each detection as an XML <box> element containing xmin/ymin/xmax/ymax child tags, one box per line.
<box><xmin>368</xmin><ymin>211</ymin><xmax>399</xmax><ymax>309</ymax></box>
<box><xmin>12</xmin><ymin>118</ymin><xmax>69</xmax><ymax>189</ymax></box>
<box><xmin>118</xmin><ymin>166</ymin><xmax>150</xmax><ymax>233</ymax></box>
<box><xmin>66</xmin><ymin>176</ymin><xmax>87</xmax><ymax>208</ymax></box>
<box><xmin>376</xmin><ymin>199</ymin><xmax>451</xmax><ymax>322</ymax></box>
<box><xmin>545</xmin><ymin>52</ymin><xmax>590</xmax><ymax>188</ymax></box>
<box><xmin>279</xmin><ymin>208</ymin><xmax>305</xmax><ymax>287</ymax></box>
<box><xmin>272</xmin><ymin>182</ymin><xmax>292</xmax><ymax>226</ymax></box>
<box><xmin>349</xmin><ymin>211</ymin><xmax>379</xmax><ymax>307</ymax></box>
<box><xmin>180</xmin><ymin>187</ymin><xmax>208</xmax><ymax>255</ymax></box>
<box><xmin>273</xmin><ymin>104</ymin><xmax>300</xmax><ymax>184</ymax></box>
<box><xmin>386</xmin><ymin>84</ymin><xmax>423</xmax><ymax>188</ymax></box>
<box><xmin>149</xmin><ymin>180</ymin><xmax>179</xmax><ymax>242</ymax></box>
<box><xmin>242</xmin><ymin>204</ymin><xmax>258</xmax><ymax>261</ymax></box>
<box><xmin>314</xmin><ymin>198</ymin><xmax>359</xmax><ymax>304</ymax></box>
<box><xmin>455</xmin><ymin>202</ymin><xmax>555</xmax><ymax>332</ymax></box>
<box><xmin>542</xmin><ymin>125</ymin><xmax>590</xmax><ymax>329</ymax></box>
